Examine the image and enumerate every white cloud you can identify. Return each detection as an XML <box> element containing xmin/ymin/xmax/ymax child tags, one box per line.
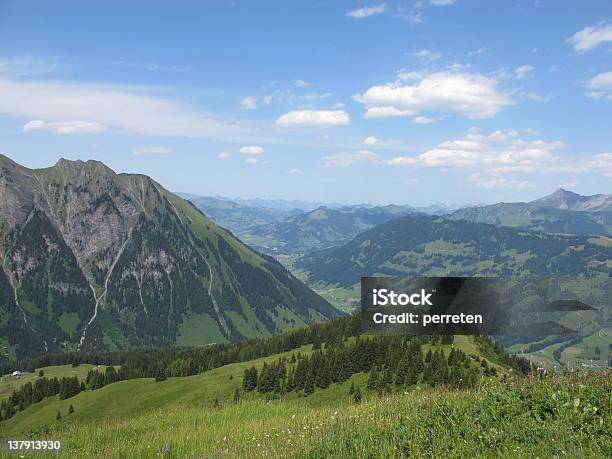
<box><xmin>245</xmin><ymin>157</ymin><xmax>259</xmax><ymax>164</ymax></box>
<box><xmin>354</xmin><ymin>72</ymin><xmax>512</xmax><ymax>119</ymax></box>
<box><xmin>567</xmin><ymin>23</ymin><xmax>612</xmax><ymax>52</ymax></box>
<box><xmin>413</xmin><ymin>116</ymin><xmax>436</xmax><ymax>124</ymax></box>
<box><xmin>23</xmin><ymin>119</ymin><xmax>108</xmax><ymax>135</ymax></box>
<box><xmin>364</xmin><ymin>106</ymin><xmax>416</xmax><ymax>119</ymax></box>
<box><xmin>346</xmin><ymin>4</ymin><xmax>386</xmax><ymax>18</ymax></box>
<box><xmin>322</xmin><ymin>150</ymin><xmax>381</xmax><ymax>167</ymax></box>
<box><xmin>263</xmin><ymin>95</ymin><xmax>273</xmax><ymax>105</ymax></box>
<box><xmin>468</xmin><ymin>173</ymin><xmax>532</xmax><ymax>189</ymax></box>
<box><xmin>218</xmin><ymin>151</ymin><xmax>232</xmax><ymax>159</ymax></box>
<box><xmin>514</xmin><ymin>65</ymin><xmax>535</xmax><ymax>80</ymax></box>
<box><xmin>332</xmin><ymin>102</ymin><xmax>345</xmax><ymax>109</ymax></box>
<box><xmin>413</xmin><ymin>49</ymin><xmax>441</xmax><ymax>62</ymax></box>
<box><xmin>0</xmin><ymin>80</ymin><xmax>245</xmax><ymax>140</ymax></box>
<box><xmin>397</xmin><ymin>70</ymin><xmax>423</xmax><ymax>81</ymax></box>
<box><xmin>585</xmin><ymin>153</ymin><xmax>612</xmax><ymax>176</ymax></box>
<box><xmin>382</xmin><ymin>130</ymin><xmax>564</xmax><ymax>172</ymax></box>
<box><xmin>134</xmin><ymin>146</ymin><xmax>171</xmax><ymax>156</ymax></box>
<box><xmin>276</xmin><ymin>109</ymin><xmax>350</xmax><ymax>127</ymax></box>
<box><xmin>239</xmin><ymin>145</ymin><xmax>264</xmax><ymax>155</ymax></box>
<box><xmin>294</xmin><ymin>79</ymin><xmax>310</xmax><ymax>87</ymax></box>
<box><xmin>287</xmin><ymin>168</ymin><xmax>303</xmax><ymax>175</ymax></box>
<box><xmin>240</xmin><ymin>96</ymin><xmax>257</xmax><ymax>110</ymax></box>
<box><xmin>585</xmin><ymin>71</ymin><xmax>612</xmax><ymax>100</ymax></box>
<box><xmin>587</xmin><ymin>71</ymin><xmax>612</xmax><ymax>89</ymax></box>
<box><xmin>363</xmin><ymin>136</ymin><xmax>399</xmax><ymax>146</ymax></box>
<box><xmin>430</xmin><ymin>0</ymin><xmax>456</xmax><ymax>5</ymax></box>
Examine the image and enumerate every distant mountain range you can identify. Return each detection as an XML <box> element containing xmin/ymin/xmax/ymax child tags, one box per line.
<box><xmin>177</xmin><ymin>195</ymin><xmax>301</xmax><ymax>234</ymax></box>
<box><xmin>0</xmin><ymin>155</ymin><xmax>340</xmax><ymax>359</ymax></box>
<box><xmin>297</xmin><ymin>214</ymin><xmax>612</xmax><ymax>287</ymax></box>
<box><xmin>449</xmin><ymin>189</ymin><xmax>612</xmax><ymax>236</ymax></box>
<box><xmin>237</xmin><ymin>205</ymin><xmax>421</xmax><ymax>255</ymax></box>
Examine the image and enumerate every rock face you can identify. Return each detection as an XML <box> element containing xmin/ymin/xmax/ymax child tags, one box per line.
<box><xmin>0</xmin><ymin>155</ymin><xmax>340</xmax><ymax>358</ymax></box>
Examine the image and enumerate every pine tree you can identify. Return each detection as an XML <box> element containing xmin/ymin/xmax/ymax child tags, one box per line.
<box><xmin>56</xmin><ymin>410</ymin><xmax>62</xmax><ymax>420</ymax></box>
<box><xmin>233</xmin><ymin>388</ymin><xmax>241</xmax><ymax>404</ymax></box>
<box><xmin>353</xmin><ymin>387</ymin><xmax>362</xmax><ymax>404</ymax></box>
<box><xmin>348</xmin><ymin>382</ymin><xmax>355</xmax><ymax>395</ymax></box>
<box><xmin>68</xmin><ymin>404</ymin><xmax>75</xmax><ymax>414</ymax></box>
<box><xmin>367</xmin><ymin>366</ymin><xmax>380</xmax><ymax>390</ymax></box>
<box><xmin>38</xmin><ymin>370</ymin><xmax>44</xmax><ymax>378</ymax></box>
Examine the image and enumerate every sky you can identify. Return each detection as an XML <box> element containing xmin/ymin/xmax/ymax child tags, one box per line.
<box><xmin>0</xmin><ymin>0</ymin><xmax>611</xmax><ymax>206</ymax></box>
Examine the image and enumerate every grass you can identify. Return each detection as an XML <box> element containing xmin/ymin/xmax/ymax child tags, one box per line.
<box><xmin>1</xmin><ymin>337</ymin><xmax>609</xmax><ymax>458</ymax></box>
<box><xmin>4</xmin><ymin>372</ymin><xmax>610</xmax><ymax>458</ymax></box>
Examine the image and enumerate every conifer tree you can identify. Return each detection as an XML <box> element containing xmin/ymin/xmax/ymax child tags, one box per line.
<box><xmin>353</xmin><ymin>387</ymin><xmax>362</xmax><ymax>404</ymax></box>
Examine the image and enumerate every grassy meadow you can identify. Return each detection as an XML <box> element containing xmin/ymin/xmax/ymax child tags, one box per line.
<box><xmin>0</xmin><ymin>336</ymin><xmax>609</xmax><ymax>458</ymax></box>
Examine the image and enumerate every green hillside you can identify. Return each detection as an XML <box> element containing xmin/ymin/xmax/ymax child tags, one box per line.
<box><xmin>297</xmin><ymin>215</ymin><xmax>612</xmax><ymax>287</ymax></box>
<box><xmin>0</xmin><ymin>333</ymin><xmax>608</xmax><ymax>458</ymax></box>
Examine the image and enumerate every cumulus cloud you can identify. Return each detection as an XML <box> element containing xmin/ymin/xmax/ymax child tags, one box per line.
<box><xmin>585</xmin><ymin>153</ymin><xmax>612</xmax><ymax>176</ymax></box>
<box><xmin>133</xmin><ymin>146</ymin><xmax>171</xmax><ymax>155</ymax></box>
<box><xmin>353</xmin><ymin>72</ymin><xmax>512</xmax><ymax>119</ymax></box>
<box><xmin>240</xmin><ymin>96</ymin><xmax>257</xmax><ymax>110</ymax></box>
<box><xmin>585</xmin><ymin>71</ymin><xmax>612</xmax><ymax>100</ymax></box>
<box><xmin>239</xmin><ymin>145</ymin><xmax>264</xmax><ymax>155</ymax></box>
<box><xmin>0</xmin><ymin>79</ymin><xmax>245</xmax><ymax>140</ymax></box>
<box><xmin>377</xmin><ymin>130</ymin><xmax>565</xmax><ymax>174</ymax></box>
<box><xmin>276</xmin><ymin>109</ymin><xmax>350</xmax><ymax>127</ymax></box>
<box><xmin>23</xmin><ymin>120</ymin><xmax>108</xmax><ymax>135</ymax></box>
<box><xmin>245</xmin><ymin>157</ymin><xmax>259</xmax><ymax>164</ymax></box>
<box><xmin>287</xmin><ymin>168</ymin><xmax>303</xmax><ymax>175</ymax></box>
<box><xmin>346</xmin><ymin>4</ymin><xmax>386</xmax><ymax>18</ymax></box>
<box><xmin>567</xmin><ymin>23</ymin><xmax>612</xmax><ymax>52</ymax></box>
<box><xmin>364</xmin><ymin>106</ymin><xmax>415</xmax><ymax>119</ymax></box>
<box><xmin>363</xmin><ymin>136</ymin><xmax>399</xmax><ymax>146</ymax></box>
<box><xmin>514</xmin><ymin>65</ymin><xmax>535</xmax><ymax>80</ymax></box>
<box><xmin>294</xmin><ymin>79</ymin><xmax>310</xmax><ymax>87</ymax></box>
<box><xmin>218</xmin><ymin>151</ymin><xmax>232</xmax><ymax>159</ymax></box>
<box><xmin>322</xmin><ymin>150</ymin><xmax>381</xmax><ymax>167</ymax></box>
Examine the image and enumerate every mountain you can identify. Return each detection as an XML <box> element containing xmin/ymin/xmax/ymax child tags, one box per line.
<box><xmin>180</xmin><ymin>194</ymin><xmax>301</xmax><ymax>234</ymax></box>
<box><xmin>449</xmin><ymin>189</ymin><xmax>612</xmax><ymax>235</ymax></box>
<box><xmin>297</xmin><ymin>215</ymin><xmax>612</xmax><ymax>287</ymax></box>
<box><xmin>534</xmin><ymin>188</ymin><xmax>612</xmax><ymax>212</ymax></box>
<box><xmin>0</xmin><ymin>155</ymin><xmax>340</xmax><ymax>359</ymax></box>
<box><xmin>238</xmin><ymin>205</ymin><xmax>421</xmax><ymax>255</ymax></box>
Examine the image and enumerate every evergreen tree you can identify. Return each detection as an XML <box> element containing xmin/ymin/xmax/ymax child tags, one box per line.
<box><xmin>68</xmin><ymin>404</ymin><xmax>75</xmax><ymax>414</ymax></box>
<box><xmin>367</xmin><ymin>366</ymin><xmax>380</xmax><ymax>390</ymax></box>
<box><xmin>353</xmin><ymin>387</ymin><xmax>362</xmax><ymax>404</ymax></box>
<box><xmin>56</xmin><ymin>410</ymin><xmax>62</xmax><ymax>420</ymax></box>
<box><xmin>233</xmin><ymin>388</ymin><xmax>241</xmax><ymax>404</ymax></box>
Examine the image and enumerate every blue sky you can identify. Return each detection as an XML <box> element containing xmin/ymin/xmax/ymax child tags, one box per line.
<box><xmin>0</xmin><ymin>0</ymin><xmax>611</xmax><ymax>206</ymax></box>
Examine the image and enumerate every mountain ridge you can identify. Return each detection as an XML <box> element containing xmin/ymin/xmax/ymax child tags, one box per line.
<box><xmin>0</xmin><ymin>155</ymin><xmax>341</xmax><ymax>358</ymax></box>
